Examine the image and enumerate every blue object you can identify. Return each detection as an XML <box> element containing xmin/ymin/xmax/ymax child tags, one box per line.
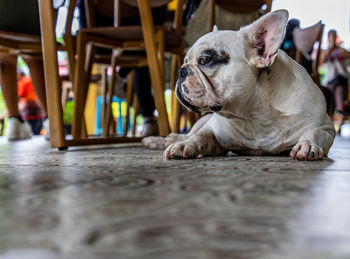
<box><xmin>95</xmin><ymin>96</ymin><xmax>127</xmax><ymax>135</ymax></box>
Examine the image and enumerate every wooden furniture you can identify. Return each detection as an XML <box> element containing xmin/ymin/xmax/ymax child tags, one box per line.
<box><xmin>293</xmin><ymin>21</ymin><xmax>325</xmax><ymax>87</ymax></box>
<box><xmin>38</xmin><ymin>0</ymin><xmax>185</xmax><ymax>149</ymax></box>
<box><xmin>0</xmin><ymin>1</ymin><xmax>75</xmax><ymax>141</ymax></box>
<box><xmin>76</xmin><ymin>0</ymin><xmax>149</xmax><ymax>139</ymax></box>
<box><xmin>72</xmin><ymin>0</ymin><xmax>185</xmax><ymax>139</ymax></box>
<box><xmin>0</xmin><ymin>1</ymin><xmax>75</xmax><ymax>79</ymax></box>
<box><xmin>209</xmin><ymin>0</ymin><xmax>272</xmax><ymax>30</ymax></box>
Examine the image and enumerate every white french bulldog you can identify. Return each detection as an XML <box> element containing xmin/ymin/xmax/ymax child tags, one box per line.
<box><xmin>143</xmin><ymin>9</ymin><xmax>335</xmax><ymax>161</ymax></box>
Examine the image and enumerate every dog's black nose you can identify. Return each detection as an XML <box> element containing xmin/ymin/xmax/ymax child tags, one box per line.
<box><xmin>179</xmin><ymin>67</ymin><xmax>188</xmax><ymax>78</ymax></box>
<box><xmin>210</xmin><ymin>105</ymin><xmax>222</xmax><ymax>112</ymax></box>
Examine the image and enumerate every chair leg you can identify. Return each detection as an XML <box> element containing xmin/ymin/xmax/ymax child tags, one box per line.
<box><xmin>72</xmin><ymin>32</ymin><xmax>88</xmax><ymax>139</ymax></box>
<box><xmin>124</xmin><ymin>70</ymin><xmax>134</xmax><ymax>136</ymax></box>
<box><xmin>38</xmin><ymin>0</ymin><xmax>66</xmax><ymax>148</ymax></box>
<box><xmin>103</xmin><ymin>53</ymin><xmax>118</xmax><ymax>137</ymax></box>
<box><xmin>61</xmin><ymin>82</ymin><xmax>69</xmax><ymax>112</ymax></box>
<box><xmin>155</xmin><ymin>29</ymin><xmax>165</xmax><ymax>89</ymax></box>
<box><xmin>79</xmin><ymin>43</ymin><xmax>96</xmax><ymax>138</ymax></box>
<box><xmin>132</xmin><ymin>94</ymin><xmax>139</xmax><ymax>137</ymax></box>
<box><xmin>101</xmin><ymin>66</ymin><xmax>108</xmax><ymax>130</ymax></box>
<box><xmin>173</xmin><ymin>54</ymin><xmax>184</xmax><ymax>133</ymax></box>
<box><xmin>109</xmin><ymin>107</ymin><xmax>116</xmax><ymax>135</ymax></box>
<box><xmin>138</xmin><ymin>0</ymin><xmax>170</xmax><ymax>136</ymax></box>
<box><xmin>170</xmin><ymin>54</ymin><xmax>182</xmax><ymax>133</ymax></box>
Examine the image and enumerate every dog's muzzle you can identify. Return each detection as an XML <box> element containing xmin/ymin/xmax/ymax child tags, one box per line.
<box><xmin>176</xmin><ymin>84</ymin><xmax>200</xmax><ymax>114</ymax></box>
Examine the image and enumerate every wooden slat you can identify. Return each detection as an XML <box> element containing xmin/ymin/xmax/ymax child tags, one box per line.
<box><xmin>65</xmin><ymin>136</ymin><xmax>142</xmax><ymax>146</ymax></box>
<box><xmin>38</xmin><ymin>0</ymin><xmax>67</xmax><ymax>148</ymax></box>
<box><xmin>138</xmin><ymin>0</ymin><xmax>170</xmax><ymax>136</ymax></box>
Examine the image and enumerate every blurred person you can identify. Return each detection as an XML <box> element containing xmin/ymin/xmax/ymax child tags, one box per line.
<box><xmin>320</xmin><ymin>29</ymin><xmax>350</xmax><ymax>127</ymax></box>
<box><xmin>17</xmin><ymin>70</ymin><xmax>44</xmax><ymax>135</ymax></box>
<box><xmin>0</xmin><ymin>0</ymin><xmax>49</xmax><ymax>140</ymax></box>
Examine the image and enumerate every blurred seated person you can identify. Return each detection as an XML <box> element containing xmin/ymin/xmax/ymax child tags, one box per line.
<box><xmin>0</xmin><ymin>0</ymin><xmax>49</xmax><ymax>140</ymax></box>
<box><xmin>77</xmin><ymin>0</ymin><xmax>167</xmax><ymax>136</ymax></box>
<box><xmin>320</xmin><ymin>29</ymin><xmax>350</xmax><ymax>126</ymax></box>
<box><xmin>17</xmin><ymin>70</ymin><xmax>45</xmax><ymax>135</ymax></box>
<box><xmin>280</xmin><ymin>18</ymin><xmax>312</xmax><ymax>74</ymax></box>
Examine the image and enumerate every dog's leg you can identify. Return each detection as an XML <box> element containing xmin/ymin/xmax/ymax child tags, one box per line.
<box><xmin>290</xmin><ymin>128</ymin><xmax>335</xmax><ymax>161</ymax></box>
<box><xmin>163</xmin><ymin>125</ymin><xmax>227</xmax><ymax>159</ymax></box>
<box><xmin>142</xmin><ymin>114</ymin><xmax>213</xmax><ymax>150</ymax></box>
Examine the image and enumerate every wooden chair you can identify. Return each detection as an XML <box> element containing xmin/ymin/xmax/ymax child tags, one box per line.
<box><xmin>0</xmin><ymin>1</ymin><xmax>76</xmax><ymax>139</ymax></box>
<box><xmin>72</xmin><ymin>0</ymin><xmax>185</xmax><ymax>139</ymax></box>
<box><xmin>293</xmin><ymin>21</ymin><xmax>325</xmax><ymax>87</ymax></box>
<box><xmin>38</xmin><ymin>0</ymin><xmax>185</xmax><ymax>149</ymax></box>
<box><xmin>292</xmin><ymin>21</ymin><xmax>335</xmax><ymax>117</ymax></box>
<box><xmin>75</xmin><ymin>0</ymin><xmax>149</xmax><ymax>139</ymax></box>
<box><xmin>0</xmin><ymin>1</ymin><xmax>76</xmax><ymax>80</ymax></box>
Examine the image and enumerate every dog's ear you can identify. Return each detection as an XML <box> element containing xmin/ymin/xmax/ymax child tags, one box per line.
<box><xmin>213</xmin><ymin>25</ymin><xmax>219</xmax><ymax>32</ymax></box>
<box><xmin>242</xmin><ymin>9</ymin><xmax>288</xmax><ymax>68</ymax></box>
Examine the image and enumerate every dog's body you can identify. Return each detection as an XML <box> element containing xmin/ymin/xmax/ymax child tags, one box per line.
<box><xmin>143</xmin><ymin>10</ymin><xmax>335</xmax><ymax>160</ymax></box>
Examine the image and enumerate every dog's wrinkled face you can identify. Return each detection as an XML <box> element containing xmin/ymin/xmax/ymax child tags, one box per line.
<box><xmin>176</xmin><ymin>10</ymin><xmax>288</xmax><ymax>117</ymax></box>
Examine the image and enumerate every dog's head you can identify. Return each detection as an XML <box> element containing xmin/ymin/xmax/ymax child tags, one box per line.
<box><xmin>176</xmin><ymin>9</ymin><xmax>288</xmax><ymax>117</ymax></box>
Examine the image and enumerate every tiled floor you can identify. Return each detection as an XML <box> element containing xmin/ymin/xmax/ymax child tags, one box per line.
<box><xmin>0</xmin><ymin>136</ymin><xmax>350</xmax><ymax>259</ymax></box>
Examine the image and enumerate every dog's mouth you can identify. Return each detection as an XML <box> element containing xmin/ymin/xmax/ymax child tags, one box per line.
<box><xmin>176</xmin><ymin>86</ymin><xmax>201</xmax><ymax>114</ymax></box>
<box><xmin>176</xmin><ymin>85</ymin><xmax>222</xmax><ymax>113</ymax></box>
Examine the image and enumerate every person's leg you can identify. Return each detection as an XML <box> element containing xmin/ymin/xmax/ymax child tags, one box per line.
<box><xmin>0</xmin><ymin>54</ymin><xmax>20</xmax><ymax>117</ymax></box>
<box><xmin>27</xmin><ymin>119</ymin><xmax>43</xmax><ymax>135</ymax></box>
<box><xmin>133</xmin><ymin>66</ymin><xmax>155</xmax><ymax>118</ymax></box>
<box><xmin>333</xmin><ymin>84</ymin><xmax>346</xmax><ymax>131</ymax></box>
<box><xmin>118</xmin><ymin>67</ymin><xmax>132</xmax><ymax>79</ymax></box>
<box><xmin>133</xmin><ymin>66</ymin><xmax>158</xmax><ymax>136</ymax></box>
<box><xmin>334</xmin><ymin>85</ymin><xmax>345</xmax><ymax>112</ymax></box>
<box><xmin>23</xmin><ymin>56</ymin><xmax>47</xmax><ymax>115</ymax></box>
<box><xmin>0</xmin><ymin>54</ymin><xmax>32</xmax><ymax>140</ymax></box>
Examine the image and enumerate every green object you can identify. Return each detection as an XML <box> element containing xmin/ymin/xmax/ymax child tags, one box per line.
<box><xmin>64</xmin><ymin>100</ymin><xmax>74</xmax><ymax>125</ymax></box>
<box><xmin>0</xmin><ymin>89</ymin><xmax>6</xmax><ymax>114</ymax></box>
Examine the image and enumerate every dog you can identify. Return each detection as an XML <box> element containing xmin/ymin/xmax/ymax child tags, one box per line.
<box><xmin>143</xmin><ymin>9</ymin><xmax>335</xmax><ymax>161</ymax></box>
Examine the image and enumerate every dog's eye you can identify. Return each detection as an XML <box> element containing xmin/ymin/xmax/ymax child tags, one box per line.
<box><xmin>198</xmin><ymin>56</ymin><xmax>211</xmax><ymax>66</ymax></box>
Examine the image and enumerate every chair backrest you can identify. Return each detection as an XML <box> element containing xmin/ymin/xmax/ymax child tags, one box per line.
<box><xmin>293</xmin><ymin>21</ymin><xmax>325</xmax><ymax>86</ymax></box>
<box><xmin>293</xmin><ymin>21</ymin><xmax>323</xmax><ymax>54</ymax></box>
<box><xmin>208</xmin><ymin>0</ymin><xmax>272</xmax><ymax>31</ymax></box>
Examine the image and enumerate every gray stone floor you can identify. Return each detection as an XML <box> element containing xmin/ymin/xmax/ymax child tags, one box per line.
<box><xmin>0</xmin><ymin>136</ymin><xmax>350</xmax><ymax>259</ymax></box>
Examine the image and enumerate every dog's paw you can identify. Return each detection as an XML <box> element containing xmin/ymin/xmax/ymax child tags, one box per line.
<box><xmin>290</xmin><ymin>142</ymin><xmax>324</xmax><ymax>161</ymax></box>
<box><xmin>164</xmin><ymin>133</ymin><xmax>186</xmax><ymax>146</ymax></box>
<box><xmin>142</xmin><ymin>136</ymin><xmax>166</xmax><ymax>150</ymax></box>
<box><xmin>163</xmin><ymin>141</ymin><xmax>201</xmax><ymax>159</ymax></box>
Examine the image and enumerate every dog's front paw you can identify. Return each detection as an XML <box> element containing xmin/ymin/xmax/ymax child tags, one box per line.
<box><xmin>163</xmin><ymin>141</ymin><xmax>201</xmax><ymax>159</ymax></box>
<box><xmin>290</xmin><ymin>141</ymin><xmax>324</xmax><ymax>161</ymax></box>
<box><xmin>142</xmin><ymin>136</ymin><xmax>166</xmax><ymax>150</ymax></box>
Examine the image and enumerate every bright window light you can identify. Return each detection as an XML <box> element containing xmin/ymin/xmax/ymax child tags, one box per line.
<box><xmin>272</xmin><ymin>0</ymin><xmax>350</xmax><ymax>49</ymax></box>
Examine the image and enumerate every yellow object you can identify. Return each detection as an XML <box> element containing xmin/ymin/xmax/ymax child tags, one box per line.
<box><xmin>84</xmin><ymin>64</ymin><xmax>98</xmax><ymax>135</ymax></box>
<box><xmin>168</xmin><ymin>0</ymin><xmax>177</xmax><ymax>10</ymax></box>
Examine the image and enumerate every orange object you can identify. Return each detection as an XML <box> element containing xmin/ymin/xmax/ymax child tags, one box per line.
<box><xmin>17</xmin><ymin>76</ymin><xmax>38</xmax><ymax>103</ymax></box>
<box><xmin>17</xmin><ymin>75</ymin><xmax>43</xmax><ymax>120</ymax></box>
